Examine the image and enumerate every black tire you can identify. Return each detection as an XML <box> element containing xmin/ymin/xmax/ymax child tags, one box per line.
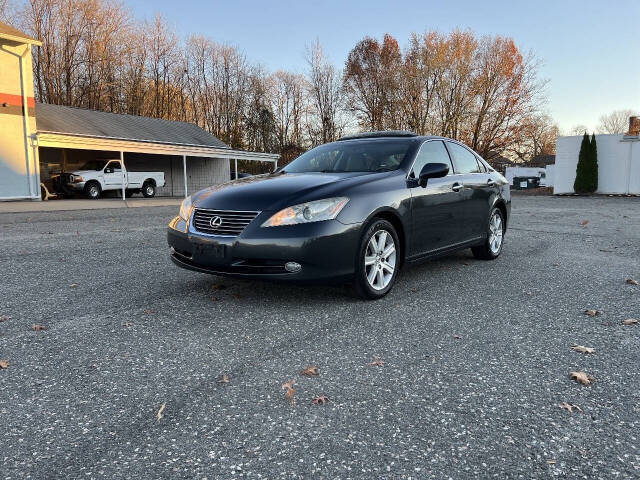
<box><xmin>84</xmin><ymin>182</ymin><xmax>101</xmax><ymax>199</ymax></box>
<box><xmin>353</xmin><ymin>218</ymin><xmax>401</xmax><ymax>300</ymax></box>
<box><xmin>142</xmin><ymin>182</ymin><xmax>156</xmax><ymax>198</ymax></box>
<box><xmin>471</xmin><ymin>207</ymin><xmax>505</xmax><ymax>260</ymax></box>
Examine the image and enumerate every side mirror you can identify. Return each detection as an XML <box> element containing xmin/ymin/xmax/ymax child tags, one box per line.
<box><xmin>418</xmin><ymin>163</ymin><xmax>449</xmax><ymax>187</ymax></box>
<box><xmin>105</xmin><ymin>167</ymin><xmax>113</xmax><ymax>174</ymax></box>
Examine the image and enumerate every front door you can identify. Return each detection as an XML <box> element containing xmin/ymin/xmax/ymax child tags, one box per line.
<box><xmin>103</xmin><ymin>160</ymin><xmax>124</xmax><ymax>188</ymax></box>
<box><xmin>409</xmin><ymin>140</ymin><xmax>467</xmax><ymax>257</ymax></box>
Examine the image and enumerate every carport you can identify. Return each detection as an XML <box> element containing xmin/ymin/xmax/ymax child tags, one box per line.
<box><xmin>33</xmin><ymin>103</ymin><xmax>279</xmax><ymax>199</ymax></box>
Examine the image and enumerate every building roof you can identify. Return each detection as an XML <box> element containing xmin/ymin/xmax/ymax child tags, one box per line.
<box><xmin>35</xmin><ymin>103</ymin><xmax>229</xmax><ymax>149</ymax></box>
<box><xmin>0</xmin><ymin>21</ymin><xmax>41</xmax><ymax>45</ymax></box>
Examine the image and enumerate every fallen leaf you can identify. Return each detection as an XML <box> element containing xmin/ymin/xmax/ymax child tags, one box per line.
<box><xmin>143</xmin><ymin>309</ymin><xmax>155</xmax><ymax>314</ymax></box>
<box><xmin>123</xmin><ymin>322</ymin><xmax>133</xmax><ymax>327</ymax></box>
<box><xmin>156</xmin><ymin>403</ymin><xmax>166</xmax><ymax>422</ymax></box>
<box><xmin>211</xmin><ymin>297</ymin><xmax>220</xmax><ymax>302</ymax></box>
<box><xmin>453</xmin><ymin>334</ymin><xmax>462</xmax><ymax>339</ymax></box>
<box><xmin>300</xmin><ymin>366</ymin><xmax>319</xmax><ymax>377</ymax></box>
<box><xmin>211</xmin><ymin>284</ymin><xmax>227</xmax><ymax>291</ymax></box>
<box><xmin>218</xmin><ymin>374</ymin><xmax>230</xmax><ymax>384</ymax></box>
<box><xmin>0</xmin><ymin>360</ymin><xmax>9</xmax><ymax>369</ymax></box>
<box><xmin>625</xmin><ymin>278</ymin><xmax>639</xmax><ymax>286</ymax></box>
<box><xmin>622</xmin><ymin>318</ymin><xmax>638</xmax><ymax>326</ymax></box>
<box><xmin>32</xmin><ymin>324</ymin><xmax>47</xmax><ymax>331</ymax></box>
<box><xmin>569</xmin><ymin>371</ymin><xmax>593</xmax><ymax>386</ymax></box>
<box><xmin>571</xmin><ymin>345</ymin><xmax>594</xmax><ymax>354</ymax></box>
<box><xmin>69</xmin><ymin>283</ymin><xmax>78</xmax><ymax>288</ymax></box>
<box><xmin>282</xmin><ymin>379</ymin><xmax>296</xmax><ymax>405</ymax></box>
<box><xmin>559</xmin><ymin>402</ymin><xmax>583</xmax><ymax>413</ymax></box>
<box><xmin>581</xmin><ymin>220</ymin><xmax>589</xmax><ymax>226</ymax></box>
<box><xmin>312</xmin><ymin>395</ymin><xmax>329</xmax><ymax>405</ymax></box>
<box><xmin>584</xmin><ymin>309</ymin><xmax>601</xmax><ymax>317</ymax></box>
<box><xmin>546</xmin><ymin>460</ymin><xmax>556</xmax><ymax>465</ymax></box>
<box><xmin>0</xmin><ymin>315</ymin><xmax>10</xmax><ymax>322</ymax></box>
<box><xmin>367</xmin><ymin>357</ymin><xmax>384</xmax><ymax>367</ymax></box>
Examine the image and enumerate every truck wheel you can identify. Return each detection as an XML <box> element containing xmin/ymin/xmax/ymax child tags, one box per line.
<box><xmin>84</xmin><ymin>182</ymin><xmax>101</xmax><ymax>199</ymax></box>
<box><xmin>142</xmin><ymin>182</ymin><xmax>156</xmax><ymax>198</ymax></box>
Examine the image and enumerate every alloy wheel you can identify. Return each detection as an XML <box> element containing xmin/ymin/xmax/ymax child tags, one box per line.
<box><xmin>364</xmin><ymin>229</ymin><xmax>396</xmax><ymax>291</ymax></box>
<box><xmin>488</xmin><ymin>211</ymin><xmax>503</xmax><ymax>254</ymax></box>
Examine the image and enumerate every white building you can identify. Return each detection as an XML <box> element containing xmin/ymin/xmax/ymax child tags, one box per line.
<box><xmin>554</xmin><ymin>134</ymin><xmax>640</xmax><ymax>195</ymax></box>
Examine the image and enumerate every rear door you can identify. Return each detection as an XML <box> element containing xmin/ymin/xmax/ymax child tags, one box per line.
<box><xmin>445</xmin><ymin>142</ymin><xmax>493</xmax><ymax>239</ymax></box>
<box><xmin>408</xmin><ymin>140</ymin><xmax>466</xmax><ymax>256</ymax></box>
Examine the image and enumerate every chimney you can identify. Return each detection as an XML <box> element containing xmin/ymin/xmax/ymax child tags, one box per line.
<box><xmin>628</xmin><ymin>116</ymin><xmax>640</xmax><ymax>136</ymax></box>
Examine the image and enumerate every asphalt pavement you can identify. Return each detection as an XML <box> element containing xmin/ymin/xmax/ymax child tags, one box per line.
<box><xmin>1</xmin><ymin>195</ymin><xmax>639</xmax><ymax>479</ymax></box>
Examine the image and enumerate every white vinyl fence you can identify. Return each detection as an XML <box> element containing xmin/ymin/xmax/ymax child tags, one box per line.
<box><xmin>554</xmin><ymin>134</ymin><xmax>640</xmax><ymax>194</ymax></box>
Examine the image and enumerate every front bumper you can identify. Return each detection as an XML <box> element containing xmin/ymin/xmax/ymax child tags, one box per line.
<box><xmin>167</xmin><ymin>214</ymin><xmax>361</xmax><ymax>283</ymax></box>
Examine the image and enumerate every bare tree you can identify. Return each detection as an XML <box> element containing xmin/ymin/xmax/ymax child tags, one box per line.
<box><xmin>343</xmin><ymin>34</ymin><xmax>402</xmax><ymax>130</ymax></box>
<box><xmin>305</xmin><ymin>39</ymin><xmax>344</xmax><ymax>145</ymax></box>
<box><xmin>0</xmin><ymin>0</ymin><xmax>17</xmax><ymax>22</ymax></box>
<box><xmin>596</xmin><ymin>109</ymin><xmax>637</xmax><ymax>134</ymax></box>
<box><xmin>569</xmin><ymin>124</ymin><xmax>589</xmax><ymax>135</ymax></box>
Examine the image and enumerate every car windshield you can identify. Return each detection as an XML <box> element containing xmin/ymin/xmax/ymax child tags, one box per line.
<box><xmin>79</xmin><ymin>160</ymin><xmax>108</xmax><ymax>171</ymax></box>
<box><xmin>284</xmin><ymin>139</ymin><xmax>412</xmax><ymax>173</ymax></box>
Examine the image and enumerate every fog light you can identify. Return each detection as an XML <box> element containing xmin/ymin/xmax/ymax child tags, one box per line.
<box><xmin>284</xmin><ymin>262</ymin><xmax>302</xmax><ymax>273</ymax></box>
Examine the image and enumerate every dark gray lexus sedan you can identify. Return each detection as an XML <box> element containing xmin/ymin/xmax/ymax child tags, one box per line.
<box><xmin>167</xmin><ymin>131</ymin><xmax>510</xmax><ymax>299</ymax></box>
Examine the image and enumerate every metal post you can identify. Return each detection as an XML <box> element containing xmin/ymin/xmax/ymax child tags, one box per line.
<box><xmin>274</xmin><ymin>158</ymin><xmax>278</xmax><ymax>171</ymax></box>
<box><xmin>183</xmin><ymin>155</ymin><xmax>188</xmax><ymax>198</ymax></box>
<box><xmin>120</xmin><ymin>151</ymin><xmax>126</xmax><ymax>200</ymax></box>
<box><xmin>234</xmin><ymin>159</ymin><xmax>238</xmax><ymax>180</ymax></box>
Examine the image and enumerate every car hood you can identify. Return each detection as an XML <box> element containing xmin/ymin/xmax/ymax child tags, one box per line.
<box><xmin>67</xmin><ymin>170</ymin><xmax>99</xmax><ymax>177</ymax></box>
<box><xmin>192</xmin><ymin>172</ymin><xmax>372</xmax><ymax>211</ymax></box>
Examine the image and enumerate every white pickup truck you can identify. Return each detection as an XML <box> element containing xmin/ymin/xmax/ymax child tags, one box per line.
<box><xmin>57</xmin><ymin>159</ymin><xmax>165</xmax><ymax>199</ymax></box>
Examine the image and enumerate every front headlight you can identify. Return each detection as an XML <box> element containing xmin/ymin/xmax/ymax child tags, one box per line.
<box><xmin>74</xmin><ymin>176</ymin><xmax>83</xmax><ymax>183</ymax></box>
<box><xmin>262</xmin><ymin>197</ymin><xmax>349</xmax><ymax>227</ymax></box>
<box><xmin>179</xmin><ymin>196</ymin><xmax>193</xmax><ymax>221</ymax></box>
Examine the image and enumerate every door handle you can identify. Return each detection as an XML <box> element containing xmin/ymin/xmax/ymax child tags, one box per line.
<box><xmin>487</xmin><ymin>178</ymin><xmax>495</xmax><ymax>186</ymax></box>
<box><xmin>452</xmin><ymin>183</ymin><xmax>463</xmax><ymax>192</ymax></box>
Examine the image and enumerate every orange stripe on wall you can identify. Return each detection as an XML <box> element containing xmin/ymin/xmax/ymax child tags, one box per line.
<box><xmin>0</xmin><ymin>92</ymin><xmax>36</xmax><ymax>108</ymax></box>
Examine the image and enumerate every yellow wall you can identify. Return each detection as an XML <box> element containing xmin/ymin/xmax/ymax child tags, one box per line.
<box><xmin>0</xmin><ymin>39</ymin><xmax>38</xmax><ymax>200</ymax></box>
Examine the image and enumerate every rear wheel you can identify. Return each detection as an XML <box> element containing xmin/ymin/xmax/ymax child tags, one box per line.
<box><xmin>353</xmin><ymin>219</ymin><xmax>400</xmax><ymax>300</ymax></box>
<box><xmin>84</xmin><ymin>182</ymin><xmax>101</xmax><ymax>199</ymax></box>
<box><xmin>471</xmin><ymin>207</ymin><xmax>504</xmax><ymax>260</ymax></box>
<box><xmin>142</xmin><ymin>182</ymin><xmax>156</xmax><ymax>198</ymax></box>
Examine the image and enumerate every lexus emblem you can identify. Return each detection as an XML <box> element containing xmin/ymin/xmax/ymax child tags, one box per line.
<box><xmin>209</xmin><ymin>216</ymin><xmax>223</xmax><ymax>228</ymax></box>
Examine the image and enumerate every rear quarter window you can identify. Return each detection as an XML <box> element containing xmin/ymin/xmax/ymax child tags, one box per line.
<box><xmin>447</xmin><ymin>142</ymin><xmax>480</xmax><ymax>174</ymax></box>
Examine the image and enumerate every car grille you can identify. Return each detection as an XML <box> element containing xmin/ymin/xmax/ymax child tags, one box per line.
<box><xmin>192</xmin><ymin>208</ymin><xmax>260</xmax><ymax>236</ymax></box>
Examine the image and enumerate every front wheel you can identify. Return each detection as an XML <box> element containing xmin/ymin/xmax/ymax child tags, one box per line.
<box><xmin>353</xmin><ymin>219</ymin><xmax>400</xmax><ymax>300</ymax></box>
<box><xmin>84</xmin><ymin>182</ymin><xmax>101</xmax><ymax>199</ymax></box>
<box><xmin>471</xmin><ymin>207</ymin><xmax>505</xmax><ymax>260</ymax></box>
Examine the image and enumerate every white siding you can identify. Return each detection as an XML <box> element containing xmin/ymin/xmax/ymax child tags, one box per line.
<box><xmin>554</xmin><ymin>135</ymin><xmax>640</xmax><ymax>195</ymax></box>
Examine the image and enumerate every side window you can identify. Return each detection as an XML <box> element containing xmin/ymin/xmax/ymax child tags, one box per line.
<box><xmin>411</xmin><ymin>141</ymin><xmax>453</xmax><ymax>177</ymax></box>
<box><xmin>447</xmin><ymin>142</ymin><xmax>480</xmax><ymax>174</ymax></box>
<box><xmin>107</xmin><ymin>161</ymin><xmax>122</xmax><ymax>172</ymax></box>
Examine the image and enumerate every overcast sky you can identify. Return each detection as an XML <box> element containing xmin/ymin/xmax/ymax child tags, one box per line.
<box><xmin>128</xmin><ymin>0</ymin><xmax>640</xmax><ymax>133</ymax></box>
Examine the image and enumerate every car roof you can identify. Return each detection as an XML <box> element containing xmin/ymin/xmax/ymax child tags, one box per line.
<box><xmin>337</xmin><ymin>131</ymin><xmax>450</xmax><ymax>142</ymax></box>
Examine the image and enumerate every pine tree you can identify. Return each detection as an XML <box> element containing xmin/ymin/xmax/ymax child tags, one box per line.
<box><xmin>574</xmin><ymin>132</ymin><xmax>591</xmax><ymax>193</ymax></box>
<box><xmin>588</xmin><ymin>133</ymin><xmax>598</xmax><ymax>193</ymax></box>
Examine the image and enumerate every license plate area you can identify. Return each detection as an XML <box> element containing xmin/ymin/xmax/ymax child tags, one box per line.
<box><xmin>194</xmin><ymin>242</ymin><xmax>226</xmax><ymax>259</ymax></box>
